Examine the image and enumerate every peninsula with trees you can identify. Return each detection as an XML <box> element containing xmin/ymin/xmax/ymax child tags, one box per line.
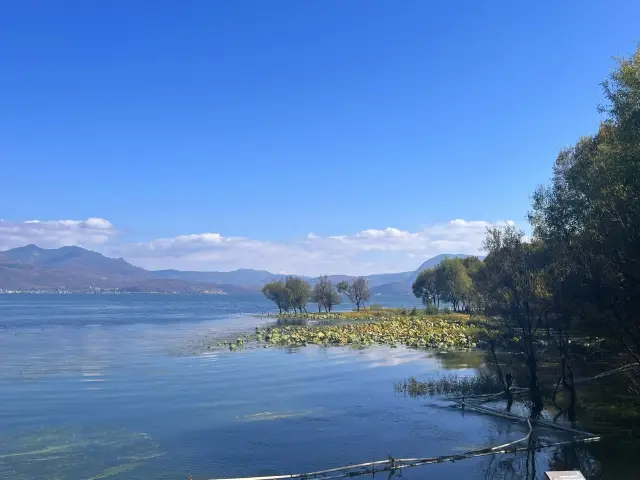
<box><xmin>249</xmin><ymin>48</ymin><xmax>640</xmax><ymax>467</ymax></box>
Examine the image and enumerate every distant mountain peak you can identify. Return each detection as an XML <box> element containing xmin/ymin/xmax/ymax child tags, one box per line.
<box><xmin>0</xmin><ymin>244</ymin><xmax>145</xmax><ymax>277</ymax></box>
<box><xmin>11</xmin><ymin>243</ymin><xmax>42</xmax><ymax>252</ymax></box>
<box><xmin>415</xmin><ymin>253</ymin><xmax>471</xmax><ymax>272</ymax></box>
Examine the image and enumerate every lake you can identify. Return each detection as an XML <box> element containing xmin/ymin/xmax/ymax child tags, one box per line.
<box><xmin>0</xmin><ymin>294</ymin><xmax>590</xmax><ymax>479</ymax></box>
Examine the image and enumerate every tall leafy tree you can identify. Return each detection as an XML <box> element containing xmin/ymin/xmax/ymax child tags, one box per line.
<box><xmin>529</xmin><ymin>47</ymin><xmax>640</xmax><ymax>368</ymax></box>
<box><xmin>337</xmin><ymin>277</ymin><xmax>371</xmax><ymax>311</ymax></box>
<box><xmin>438</xmin><ymin>258</ymin><xmax>472</xmax><ymax>311</ymax></box>
<box><xmin>412</xmin><ymin>268</ymin><xmax>440</xmax><ymax>308</ymax></box>
<box><xmin>462</xmin><ymin>256</ymin><xmax>485</xmax><ymax>312</ymax></box>
<box><xmin>478</xmin><ymin>226</ymin><xmax>552</xmax><ymax>415</ymax></box>
<box><xmin>311</xmin><ymin>275</ymin><xmax>341</xmax><ymax>312</ymax></box>
<box><xmin>261</xmin><ymin>280</ymin><xmax>292</xmax><ymax>313</ymax></box>
<box><xmin>285</xmin><ymin>276</ymin><xmax>311</xmax><ymax>313</ymax></box>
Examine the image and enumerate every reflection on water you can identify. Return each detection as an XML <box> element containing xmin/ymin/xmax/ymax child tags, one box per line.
<box><xmin>0</xmin><ymin>295</ymin><xmax>600</xmax><ymax>479</ymax></box>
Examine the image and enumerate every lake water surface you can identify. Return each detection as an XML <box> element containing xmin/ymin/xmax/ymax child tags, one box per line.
<box><xmin>1</xmin><ymin>295</ymin><xmax>577</xmax><ymax>479</ymax></box>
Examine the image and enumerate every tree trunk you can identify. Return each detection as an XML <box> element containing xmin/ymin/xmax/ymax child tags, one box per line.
<box><xmin>527</xmin><ymin>354</ymin><xmax>543</xmax><ymax>417</ymax></box>
<box><xmin>489</xmin><ymin>339</ymin><xmax>512</xmax><ymax>405</ymax></box>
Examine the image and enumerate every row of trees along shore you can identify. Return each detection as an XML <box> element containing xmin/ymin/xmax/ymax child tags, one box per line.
<box><xmin>261</xmin><ymin>48</ymin><xmax>640</xmax><ymax>423</ymax></box>
<box><xmin>262</xmin><ymin>276</ymin><xmax>372</xmax><ymax>313</ymax></box>
<box><xmin>412</xmin><ymin>48</ymin><xmax>640</xmax><ymax>418</ymax></box>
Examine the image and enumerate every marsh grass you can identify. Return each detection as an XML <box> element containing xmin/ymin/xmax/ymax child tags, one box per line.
<box><xmin>394</xmin><ymin>372</ymin><xmax>504</xmax><ymax>398</ymax></box>
<box><xmin>276</xmin><ymin>317</ymin><xmax>308</xmax><ymax>326</ymax></box>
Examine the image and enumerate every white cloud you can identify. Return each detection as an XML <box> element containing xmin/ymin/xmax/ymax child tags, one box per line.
<box><xmin>0</xmin><ymin>218</ymin><xmax>117</xmax><ymax>251</ymax></box>
<box><xmin>0</xmin><ymin>217</ymin><xmax>516</xmax><ymax>275</ymax></box>
<box><xmin>121</xmin><ymin>219</ymin><xmax>514</xmax><ymax>275</ymax></box>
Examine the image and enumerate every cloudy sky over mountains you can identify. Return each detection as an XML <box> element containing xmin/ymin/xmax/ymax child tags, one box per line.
<box><xmin>0</xmin><ymin>217</ymin><xmax>515</xmax><ymax>275</ymax></box>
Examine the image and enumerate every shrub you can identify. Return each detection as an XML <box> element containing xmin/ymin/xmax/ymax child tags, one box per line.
<box><xmin>425</xmin><ymin>304</ymin><xmax>439</xmax><ymax>315</ymax></box>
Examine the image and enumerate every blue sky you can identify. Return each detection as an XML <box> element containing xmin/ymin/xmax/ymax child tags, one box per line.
<box><xmin>1</xmin><ymin>1</ymin><xmax>639</xmax><ymax>274</ymax></box>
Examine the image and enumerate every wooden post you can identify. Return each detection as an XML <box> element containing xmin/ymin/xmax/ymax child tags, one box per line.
<box><xmin>545</xmin><ymin>472</ymin><xmax>586</xmax><ymax>480</ymax></box>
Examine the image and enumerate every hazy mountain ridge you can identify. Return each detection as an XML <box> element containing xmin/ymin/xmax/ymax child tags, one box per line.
<box><xmin>0</xmin><ymin>245</ymin><xmax>243</xmax><ymax>293</ymax></box>
<box><xmin>0</xmin><ymin>245</ymin><xmax>481</xmax><ymax>294</ymax></box>
<box><xmin>151</xmin><ymin>268</ymin><xmax>287</xmax><ymax>288</ymax></box>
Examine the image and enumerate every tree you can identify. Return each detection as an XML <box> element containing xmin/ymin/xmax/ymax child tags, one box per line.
<box><xmin>337</xmin><ymin>277</ymin><xmax>371</xmax><ymax>311</ymax></box>
<box><xmin>438</xmin><ymin>258</ymin><xmax>473</xmax><ymax>312</ymax></box>
<box><xmin>462</xmin><ymin>256</ymin><xmax>485</xmax><ymax>312</ymax></box>
<box><xmin>284</xmin><ymin>276</ymin><xmax>311</xmax><ymax>313</ymax></box>
<box><xmin>261</xmin><ymin>280</ymin><xmax>292</xmax><ymax>313</ymax></box>
<box><xmin>478</xmin><ymin>226</ymin><xmax>552</xmax><ymax>416</ymax></box>
<box><xmin>412</xmin><ymin>268</ymin><xmax>441</xmax><ymax>308</ymax></box>
<box><xmin>311</xmin><ymin>275</ymin><xmax>341</xmax><ymax>312</ymax></box>
<box><xmin>529</xmin><ymin>47</ymin><xmax>640</xmax><ymax>371</ymax></box>
<box><xmin>413</xmin><ymin>259</ymin><xmax>482</xmax><ymax>311</ymax></box>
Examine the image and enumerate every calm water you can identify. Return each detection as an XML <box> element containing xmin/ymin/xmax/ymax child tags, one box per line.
<box><xmin>1</xmin><ymin>295</ymin><xmax>571</xmax><ymax>479</ymax></box>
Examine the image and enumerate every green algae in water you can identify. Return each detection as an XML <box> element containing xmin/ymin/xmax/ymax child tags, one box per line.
<box><xmin>244</xmin><ymin>410</ymin><xmax>316</xmax><ymax>421</ymax></box>
<box><xmin>0</xmin><ymin>427</ymin><xmax>162</xmax><ymax>480</ymax></box>
<box><xmin>87</xmin><ymin>462</ymin><xmax>139</xmax><ymax>480</ymax></box>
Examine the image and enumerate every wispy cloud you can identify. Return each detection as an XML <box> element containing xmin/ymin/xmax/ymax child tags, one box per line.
<box><xmin>0</xmin><ymin>217</ymin><xmax>515</xmax><ymax>275</ymax></box>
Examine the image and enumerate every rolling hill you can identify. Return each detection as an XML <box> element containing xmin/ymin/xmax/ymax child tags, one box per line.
<box><xmin>151</xmin><ymin>268</ymin><xmax>284</xmax><ymax>288</ymax></box>
<box><xmin>0</xmin><ymin>245</ymin><xmax>245</xmax><ymax>293</ymax></box>
<box><xmin>0</xmin><ymin>245</ymin><xmax>481</xmax><ymax>294</ymax></box>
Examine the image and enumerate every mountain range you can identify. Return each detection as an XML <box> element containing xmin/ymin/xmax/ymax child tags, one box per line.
<box><xmin>0</xmin><ymin>244</ymin><xmax>478</xmax><ymax>294</ymax></box>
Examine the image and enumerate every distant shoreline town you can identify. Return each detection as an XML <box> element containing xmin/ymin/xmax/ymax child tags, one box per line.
<box><xmin>0</xmin><ymin>288</ymin><xmax>227</xmax><ymax>295</ymax></box>
<box><xmin>0</xmin><ymin>244</ymin><xmax>474</xmax><ymax>297</ymax></box>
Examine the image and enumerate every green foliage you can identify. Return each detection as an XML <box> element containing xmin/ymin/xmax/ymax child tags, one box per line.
<box><xmin>261</xmin><ymin>280</ymin><xmax>292</xmax><ymax>313</ymax></box>
<box><xmin>479</xmin><ymin>226</ymin><xmax>552</xmax><ymax>331</ymax></box>
<box><xmin>424</xmin><ymin>304</ymin><xmax>439</xmax><ymax>315</ymax></box>
<box><xmin>284</xmin><ymin>276</ymin><xmax>311</xmax><ymax>313</ymax></box>
<box><xmin>310</xmin><ymin>275</ymin><xmax>341</xmax><ymax>312</ymax></box>
<box><xmin>336</xmin><ymin>277</ymin><xmax>371</xmax><ymax>311</ymax></box>
<box><xmin>262</xmin><ymin>277</ymin><xmax>311</xmax><ymax>313</ymax></box>
<box><xmin>412</xmin><ymin>268</ymin><xmax>441</xmax><ymax>307</ymax></box>
<box><xmin>439</xmin><ymin>258</ymin><xmax>472</xmax><ymax>311</ymax></box>
<box><xmin>412</xmin><ymin>257</ymin><xmax>482</xmax><ymax>312</ymax></box>
<box><xmin>529</xmin><ymin>46</ymin><xmax>640</xmax><ymax>370</ymax></box>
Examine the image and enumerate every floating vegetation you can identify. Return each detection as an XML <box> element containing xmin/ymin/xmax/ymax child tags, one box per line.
<box><xmin>275</xmin><ymin>308</ymin><xmax>459</xmax><ymax>322</ymax></box>
<box><xmin>0</xmin><ymin>427</ymin><xmax>162</xmax><ymax>480</ymax></box>
<box><xmin>254</xmin><ymin>314</ymin><xmax>482</xmax><ymax>350</ymax></box>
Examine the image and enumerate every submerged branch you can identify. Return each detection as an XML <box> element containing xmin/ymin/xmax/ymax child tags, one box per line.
<box><xmin>206</xmin><ymin>416</ymin><xmax>600</xmax><ymax>480</ymax></box>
